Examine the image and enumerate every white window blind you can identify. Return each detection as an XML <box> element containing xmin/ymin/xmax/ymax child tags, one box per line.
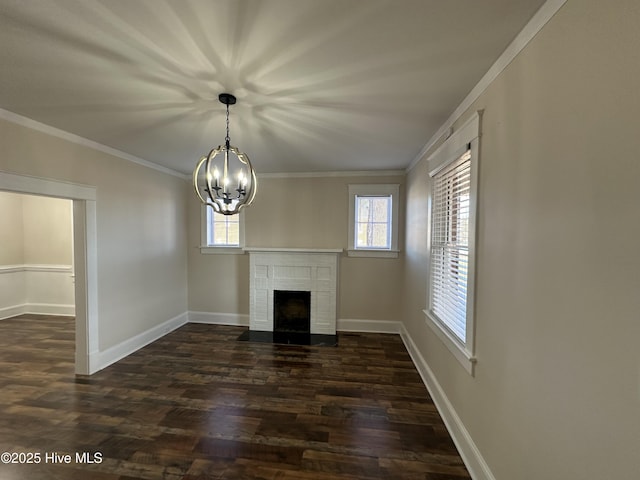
<box><xmin>430</xmin><ymin>149</ymin><xmax>471</xmax><ymax>343</ymax></box>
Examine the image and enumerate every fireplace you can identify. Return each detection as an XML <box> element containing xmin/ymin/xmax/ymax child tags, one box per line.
<box><xmin>242</xmin><ymin>248</ymin><xmax>342</xmax><ymax>346</ymax></box>
<box><xmin>274</xmin><ymin>290</ymin><xmax>311</xmax><ymax>334</ymax></box>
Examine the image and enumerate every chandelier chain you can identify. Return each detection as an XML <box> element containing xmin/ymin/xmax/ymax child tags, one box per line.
<box><xmin>225</xmin><ymin>104</ymin><xmax>230</xmax><ymax>149</ymax></box>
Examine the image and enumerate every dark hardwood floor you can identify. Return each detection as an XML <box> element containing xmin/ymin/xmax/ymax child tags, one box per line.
<box><xmin>0</xmin><ymin>314</ymin><xmax>471</xmax><ymax>480</ymax></box>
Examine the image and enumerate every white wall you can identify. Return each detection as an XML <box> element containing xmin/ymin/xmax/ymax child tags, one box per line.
<box><xmin>0</xmin><ymin>192</ymin><xmax>74</xmax><ymax>319</ymax></box>
<box><xmin>403</xmin><ymin>1</ymin><xmax>640</xmax><ymax>478</ymax></box>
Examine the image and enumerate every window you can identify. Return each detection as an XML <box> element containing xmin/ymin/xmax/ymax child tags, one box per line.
<box><xmin>200</xmin><ymin>206</ymin><xmax>244</xmax><ymax>253</ymax></box>
<box><xmin>207</xmin><ymin>209</ymin><xmax>239</xmax><ymax>246</ymax></box>
<box><xmin>355</xmin><ymin>195</ymin><xmax>391</xmax><ymax>249</ymax></box>
<box><xmin>430</xmin><ymin>150</ymin><xmax>471</xmax><ymax>342</ymax></box>
<box><xmin>348</xmin><ymin>184</ymin><xmax>399</xmax><ymax>258</ymax></box>
<box><xmin>425</xmin><ymin>111</ymin><xmax>480</xmax><ymax>375</ymax></box>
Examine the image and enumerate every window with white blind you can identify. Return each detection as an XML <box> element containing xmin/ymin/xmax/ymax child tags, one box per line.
<box><xmin>430</xmin><ymin>150</ymin><xmax>471</xmax><ymax>342</ymax></box>
<box><xmin>425</xmin><ymin>111</ymin><xmax>480</xmax><ymax>375</ymax></box>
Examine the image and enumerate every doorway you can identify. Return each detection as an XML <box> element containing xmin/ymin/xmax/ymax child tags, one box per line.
<box><xmin>0</xmin><ymin>171</ymin><xmax>98</xmax><ymax>374</ymax></box>
<box><xmin>0</xmin><ymin>192</ymin><xmax>75</xmax><ymax>316</ymax></box>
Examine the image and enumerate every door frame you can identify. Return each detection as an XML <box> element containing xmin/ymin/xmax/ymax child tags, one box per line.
<box><xmin>0</xmin><ymin>171</ymin><xmax>98</xmax><ymax>374</ymax></box>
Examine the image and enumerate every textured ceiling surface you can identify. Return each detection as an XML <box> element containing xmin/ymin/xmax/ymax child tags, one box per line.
<box><xmin>0</xmin><ymin>0</ymin><xmax>546</xmax><ymax>174</ymax></box>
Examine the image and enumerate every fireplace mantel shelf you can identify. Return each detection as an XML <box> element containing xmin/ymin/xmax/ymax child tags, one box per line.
<box><xmin>244</xmin><ymin>247</ymin><xmax>343</xmax><ymax>254</ymax></box>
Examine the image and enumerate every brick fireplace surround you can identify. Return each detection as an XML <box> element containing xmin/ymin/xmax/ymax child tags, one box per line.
<box><xmin>245</xmin><ymin>248</ymin><xmax>342</xmax><ymax>335</ymax></box>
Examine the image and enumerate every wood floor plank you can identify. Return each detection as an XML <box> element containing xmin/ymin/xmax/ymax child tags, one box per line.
<box><xmin>0</xmin><ymin>314</ymin><xmax>471</xmax><ymax>479</ymax></box>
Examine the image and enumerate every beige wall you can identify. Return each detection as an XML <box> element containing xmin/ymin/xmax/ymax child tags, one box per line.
<box><xmin>22</xmin><ymin>194</ymin><xmax>73</xmax><ymax>265</ymax></box>
<box><xmin>0</xmin><ymin>119</ymin><xmax>189</xmax><ymax>350</ymax></box>
<box><xmin>404</xmin><ymin>1</ymin><xmax>640</xmax><ymax>478</ymax></box>
<box><xmin>0</xmin><ymin>192</ymin><xmax>24</xmax><ymax>265</ymax></box>
<box><xmin>0</xmin><ymin>191</ymin><xmax>72</xmax><ymax>265</ymax></box>
<box><xmin>0</xmin><ymin>192</ymin><xmax>74</xmax><ymax>317</ymax></box>
<box><xmin>188</xmin><ymin>174</ymin><xmax>405</xmax><ymax>322</ymax></box>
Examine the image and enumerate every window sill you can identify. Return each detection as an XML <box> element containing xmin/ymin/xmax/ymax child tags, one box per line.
<box><xmin>347</xmin><ymin>249</ymin><xmax>399</xmax><ymax>259</ymax></box>
<box><xmin>200</xmin><ymin>246</ymin><xmax>245</xmax><ymax>255</ymax></box>
<box><xmin>423</xmin><ymin>309</ymin><xmax>476</xmax><ymax>376</ymax></box>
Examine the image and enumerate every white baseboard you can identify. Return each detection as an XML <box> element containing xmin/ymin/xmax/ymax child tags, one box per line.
<box><xmin>0</xmin><ymin>264</ymin><xmax>75</xmax><ymax>319</ymax></box>
<box><xmin>0</xmin><ymin>304</ymin><xmax>27</xmax><ymax>321</ymax></box>
<box><xmin>337</xmin><ymin>318</ymin><xmax>402</xmax><ymax>334</ymax></box>
<box><xmin>24</xmin><ymin>303</ymin><xmax>75</xmax><ymax>316</ymax></box>
<box><xmin>93</xmin><ymin>312</ymin><xmax>188</xmax><ymax>373</ymax></box>
<box><xmin>188</xmin><ymin>311</ymin><xmax>250</xmax><ymax>326</ymax></box>
<box><xmin>0</xmin><ymin>303</ymin><xmax>75</xmax><ymax>320</ymax></box>
<box><xmin>186</xmin><ymin>314</ymin><xmax>401</xmax><ymax>334</ymax></box>
<box><xmin>399</xmin><ymin>324</ymin><xmax>495</xmax><ymax>480</ymax></box>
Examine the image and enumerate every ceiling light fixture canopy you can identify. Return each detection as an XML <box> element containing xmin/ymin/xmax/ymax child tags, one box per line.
<box><xmin>193</xmin><ymin>93</ymin><xmax>257</xmax><ymax>215</ymax></box>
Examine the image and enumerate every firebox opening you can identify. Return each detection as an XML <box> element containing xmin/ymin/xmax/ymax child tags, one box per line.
<box><xmin>274</xmin><ymin>290</ymin><xmax>311</xmax><ymax>334</ymax></box>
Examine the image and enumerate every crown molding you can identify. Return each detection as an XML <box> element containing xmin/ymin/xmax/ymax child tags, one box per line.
<box><xmin>0</xmin><ymin>108</ymin><xmax>186</xmax><ymax>179</ymax></box>
<box><xmin>258</xmin><ymin>169</ymin><xmax>405</xmax><ymax>179</ymax></box>
<box><xmin>407</xmin><ymin>0</ymin><xmax>568</xmax><ymax>172</ymax></box>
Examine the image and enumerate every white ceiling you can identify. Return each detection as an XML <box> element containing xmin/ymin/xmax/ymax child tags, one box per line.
<box><xmin>0</xmin><ymin>0</ymin><xmax>546</xmax><ymax>175</ymax></box>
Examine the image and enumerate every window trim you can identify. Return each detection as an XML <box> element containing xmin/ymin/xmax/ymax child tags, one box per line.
<box><xmin>199</xmin><ymin>205</ymin><xmax>245</xmax><ymax>255</ymax></box>
<box><xmin>424</xmin><ymin>111</ymin><xmax>481</xmax><ymax>375</ymax></box>
<box><xmin>347</xmin><ymin>184</ymin><xmax>400</xmax><ymax>258</ymax></box>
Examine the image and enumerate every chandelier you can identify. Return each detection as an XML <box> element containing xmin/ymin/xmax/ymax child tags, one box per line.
<box><xmin>193</xmin><ymin>93</ymin><xmax>257</xmax><ymax>215</ymax></box>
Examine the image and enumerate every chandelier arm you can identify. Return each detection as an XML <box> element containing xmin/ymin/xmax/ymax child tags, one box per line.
<box><xmin>206</xmin><ymin>148</ymin><xmax>222</xmax><ymax>202</ymax></box>
<box><xmin>234</xmin><ymin>149</ymin><xmax>257</xmax><ymax>206</ymax></box>
<box><xmin>193</xmin><ymin>156</ymin><xmax>209</xmax><ymax>204</ymax></box>
<box><xmin>207</xmin><ymin>201</ymin><xmax>222</xmax><ymax>214</ymax></box>
<box><xmin>223</xmin><ymin>147</ymin><xmax>229</xmax><ymax>195</ymax></box>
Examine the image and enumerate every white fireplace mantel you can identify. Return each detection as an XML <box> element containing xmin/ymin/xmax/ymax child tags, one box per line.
<box><xmin>244</xmin><ymin>247</ymin><xmax>343</xmax><ymax>254</ymax></box>
<box><xmin>246</xmin><ymin>248</ymin><xmax>342</xmax><ymax>335</ymax></box>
